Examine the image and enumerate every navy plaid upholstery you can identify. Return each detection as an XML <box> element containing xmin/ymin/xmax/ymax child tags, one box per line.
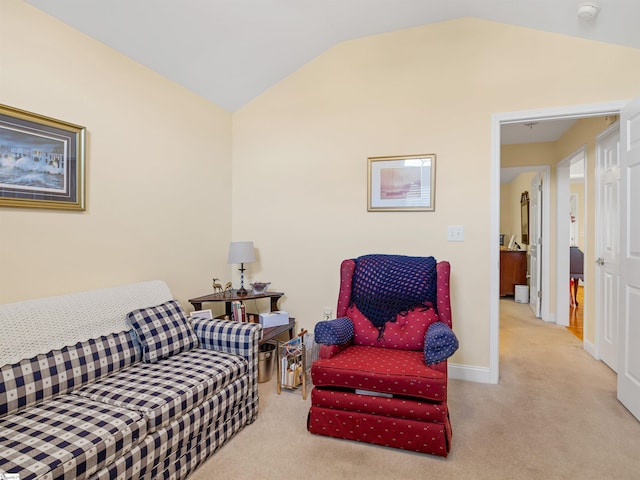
<box><xmin>0</xmin><ymin>331</ymin><xmax>139</xmax><ymax>418</ymax></box>
<box><xmin>127</xmin><ymin>300</ymin><xmax>199</xmax><ymax>363</ymax></box>
<box><xmin>73</xmin><ymin>348</ymin><xmax>247</xmax><ymax>432</ymax></box>
<box><xmin>191</xmin><ymin>317</ymin><xmax>262</xmax><ymax>418</ymax></box>
<box><xmin>0</xmin><ymin>395</ymin><xmax>146</xmax><ymax>480</ymax></box>
<box><xmin>89</xmin><ymin>377</ymin><xmax>254</xmax><ymax>479</ymax></box>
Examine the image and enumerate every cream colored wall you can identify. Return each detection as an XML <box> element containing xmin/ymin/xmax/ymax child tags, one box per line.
<box><xmin>500</xmin><ymin>183</ymin><xmax>512</xmax><ymax>240</ymax></box>
<box><xmin>232</xmin><ymin>18</ymin><xmax>640</xmax><ymax>370</ymax></box>
<box><xmin>0</xmin><ymin>1</ymin><xmax>232</xmax><ymax>307</ymax></box>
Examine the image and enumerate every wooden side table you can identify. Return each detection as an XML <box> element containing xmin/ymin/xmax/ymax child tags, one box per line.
<box><xmin>188</xmin><ymin>289</ymin><xmax>284</xmax><ymax>317</ymax></box>
<box><xmin>188</xmin><ymin>289</ymin><xmax>294</xmax><ymax>345</ymax></box>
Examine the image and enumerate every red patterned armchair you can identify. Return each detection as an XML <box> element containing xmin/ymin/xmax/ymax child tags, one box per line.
<box><xmin>307</xmin><ymin>254</ymin><xmax>457</xmax><ymax>457</ymax></box>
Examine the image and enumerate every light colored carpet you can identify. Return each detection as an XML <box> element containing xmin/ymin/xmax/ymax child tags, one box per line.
<box><xmin>190</xmin><ymin>299</ymin><xmax>640</xmax><ymax>479</ymax></box>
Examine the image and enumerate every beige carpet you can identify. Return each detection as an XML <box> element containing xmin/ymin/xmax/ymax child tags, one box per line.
<box><xmin>190</xmin><ymin>299</ymin><xmax>640</xmax><ymax>480</ymax></box>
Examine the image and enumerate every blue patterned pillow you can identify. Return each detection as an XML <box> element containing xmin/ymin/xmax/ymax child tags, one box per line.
<box><xmin>127</xmin><ymin>300</ymin><xmax>199</xmax><ymax>363</ymax></box>
<box><xmin>314</xmin><ymin>317</ymin><xmax>354</xmax><ymax>345</ymax></box>
<box><xmin>424</xmin><ymin>321</ymin><xmax>459</xmax><ymax>365</ymax></box>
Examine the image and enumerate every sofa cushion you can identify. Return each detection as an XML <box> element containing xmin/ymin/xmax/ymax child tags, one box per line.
<box><xmin>350</xmin><ymin>303</ymin><xmax>439</xmax><ymax>351</ymax></box>
<box><xmin>311</xmin><ymin>345</ymin><xmax>447</xmax><ymax>401</ymax></box>
<box><xmin>0</xmin><ymin>395</ymin><xmax>146</xmax><ymax>480</ymax></box>
<box><xmin>0</xmin><ymin>331</ymin><xmax>140</xmax><ymax>419</ymax></box>
<box><xmin>127</xmin><ymin>300</ymin><xmax>199</xmax><ymax>363</ymax></box>
<box><xmin>72</xmin><ymin>348</ymin><xmax>247</xmax><ymax>432</ymax></box>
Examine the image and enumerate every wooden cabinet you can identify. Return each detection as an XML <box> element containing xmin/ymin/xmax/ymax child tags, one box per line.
<box><xmin>500</xmin><ymin>250</ymin><xmax>527</xmax><ymax>296</ymax></box>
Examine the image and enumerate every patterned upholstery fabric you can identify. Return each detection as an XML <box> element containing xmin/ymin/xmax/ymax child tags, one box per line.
<box><xmin>350</xmin><ymin>303</ymin><xmax>439</xmax><ymax>351</ymax></box>
<box><xmin>424</xmin><ymin>321</ymin><xmax>459</xmax><ymax>365</ymax></box>
<box><xmin>311</xmin><ymin>345</ymin><xmax>447</xmax><ymax>401</ymax></box>
<box><xmin>307</xmin><ymin>406</ymin><xmax>451</xmax><ymax>456</ymax></box>
<box><xmin>309</xmin><ymin>257</ymin><xmax>454</xmax><ymax>457</ymax></box>
<box><xmin>0</xmin><ymin>395</ymin><xmax>147</xmax><ymax>480</ymax></box>
<box><xmin>191</xmin><ymin>317</ymin><xmax>262</xmax><ymax>415</ymax></box>
<box><xmin>1</xmin><ymin>282</ymin><xmax>264</xmax><ymax>480</ymax></box>
<box><xmin>127</xmin><ymin>300</ymin><xmax>199</xmax><ymax>363</ymax></box>
<box><xmin>89</xmin><ymin>378</ymin><xmax>254</xmax><ymax>480</ymax></box>
<box><xmin>314</xmin><ymin>317</ymin><xmax>354</xmax><ymax>345</ymax></box>
<box><xmin>351</xmin><ymin>255</ymin><xmax>437</xmax><ymax>334</ymax></box>
<box><xmin>73</xmin><ymin>348</ymin><xmax>247</xmax><ymax>432</ymax></box>
<box><xmin>0</xmin><ymin>331</ymin><xmax>139</xmax><ymax>418</ymax></box>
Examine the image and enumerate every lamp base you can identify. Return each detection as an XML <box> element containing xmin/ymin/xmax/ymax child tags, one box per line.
<box><xmin>237</xmin><ymin>286</ymin><xmax>249</xmax><ymax>296</ymax></box>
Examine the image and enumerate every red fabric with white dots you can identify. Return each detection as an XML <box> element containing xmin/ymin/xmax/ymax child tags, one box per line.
<box><xmin>311</xmin><ymin>345</ymin><xmax>447</xmax><ymax>401</ymax></box>
<box><xmin>350</xmin><ymin>303</ymin><xmax>438</xmax><ymax>351</ymax></box>
<box><xmin>307</xmin><ymin>406</ymin><xmax>450</xmax><ymax>456</ymax></box>
<box><xmin>312</xmin><ymin>256</ymin><xmax>453</xmax><ymax>457</ymax></box>
<box><xmin>311</xmin><ymin>388</ymin><xmax>449</xmax><ymax>423</ymax></box>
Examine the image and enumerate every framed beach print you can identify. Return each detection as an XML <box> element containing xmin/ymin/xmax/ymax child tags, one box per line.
<box><xmin>0</xmin><ymin>104</ymin><xmax>86</xmax><ymax>210</ymax></box>
<box><xmin>368</xmin><ymin>154</ymin><xmax>436</xmax><ymax>212</ymax></box>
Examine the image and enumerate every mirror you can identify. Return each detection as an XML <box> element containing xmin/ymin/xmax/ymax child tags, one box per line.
<box><xmin>520</xmin><ymin>191</ymin><xmax>529</xmax><ymax>244</ymax></box>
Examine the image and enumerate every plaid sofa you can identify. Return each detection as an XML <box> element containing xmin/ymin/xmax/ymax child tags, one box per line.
<box><xmin>0</xmin><ymin>281</ymin><xmax>262</xmax><ymax>480</ymax></box>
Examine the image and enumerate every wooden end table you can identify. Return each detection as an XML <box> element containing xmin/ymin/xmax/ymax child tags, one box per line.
<box><xmin>188</xmin><ymin>289</ymin><xmax>294</xmax><ymax>345</ymax></box>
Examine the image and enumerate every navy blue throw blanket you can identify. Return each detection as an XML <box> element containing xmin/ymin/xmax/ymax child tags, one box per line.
<box><xmin>351</xmin><ymin>254</ymin><xmax>437</xmax><ymax>338</ymax></box>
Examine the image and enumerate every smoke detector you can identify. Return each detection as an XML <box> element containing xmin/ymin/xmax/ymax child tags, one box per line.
<box><xmin>577</xmin><ymin>1</ymin><xmax>600</xmax><ymax>21</ymax></box>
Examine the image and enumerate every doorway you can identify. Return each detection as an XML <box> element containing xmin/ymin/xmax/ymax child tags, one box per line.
<box><xmin>489</xmin><ymin>101</ymin><xmax>627</xmax><ymax>385</ymax></box>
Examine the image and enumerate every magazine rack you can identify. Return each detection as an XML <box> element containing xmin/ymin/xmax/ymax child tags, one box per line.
<box><xmin>277</xmin><ymin>330</ymin><xmax>317</xmax><ymax>399</ymax></box>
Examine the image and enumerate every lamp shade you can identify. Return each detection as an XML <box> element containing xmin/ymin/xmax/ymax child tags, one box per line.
<box><xmin>227</xmin><ymin>241</ymin><xmax>256</xmax><ymax>264</ymax></box>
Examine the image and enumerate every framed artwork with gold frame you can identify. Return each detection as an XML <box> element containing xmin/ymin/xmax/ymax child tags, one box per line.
<box><xmin>0</xmin><ymin>104</ymin><xmax>86</xmax><ymax>211</ymax></box>
<box><xmin>368</xmin><ymin>154</ymin><xmax>436</xmax><ymax>212</ymax></box>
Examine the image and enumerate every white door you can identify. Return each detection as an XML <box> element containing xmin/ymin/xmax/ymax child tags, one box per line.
<box><xmin>529</xmin><ymin>173</ymin><xmax>542</xmax><ymax>318</ymax></box>
<box><xmin>618</xmin><ymin>97</ymin><xmax>640</xmax><ymax>422</ymax></box>
<box><xmin>596</xmin><ymin>123</ymin><xmax>620</xmax><ymax>371</ymax></box>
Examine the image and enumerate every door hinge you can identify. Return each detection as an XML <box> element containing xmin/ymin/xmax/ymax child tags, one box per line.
<box><xmin>538</xmin><ymin>291</ymin><xmax>542</xmax><ymax>299</ymax></box>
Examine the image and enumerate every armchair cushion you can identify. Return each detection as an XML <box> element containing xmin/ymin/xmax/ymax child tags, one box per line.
<box><xmin>314</xmin><ymin>317</ymin><xmax>354</xmax><ymax>345</ymax></box>
<box><xmin>424</xmin><ymin>321</ymin><xmax>459</xmax><ymax>365</ymax></box>
<box><xmin>127</xmin><ymin>300</ymin><xmax>199</xmax><ymax>363</ymax></box>
<box><xmin>350</xmin><ymin>303</ymin><xmax>439</xmax><ymax>350</ymax></box>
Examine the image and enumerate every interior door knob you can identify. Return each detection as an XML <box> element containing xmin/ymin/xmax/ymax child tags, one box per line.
<box><xmin>596</xmin><ymin>257</ymin><xmax>605</xmax><ymax>266</ymax></box>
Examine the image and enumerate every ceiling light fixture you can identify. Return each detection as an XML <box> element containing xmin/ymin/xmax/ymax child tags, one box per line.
<box><xmin>523</xmin><ymin>122</ymin><xmax>538</xmax><ymax>130</ymax></box>
<box><xmin>577</xmin><ymin>1</ymin><xmax>600</xmax><ymax>21</ymax></box>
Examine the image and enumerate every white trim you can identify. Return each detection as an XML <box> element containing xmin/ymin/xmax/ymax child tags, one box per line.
<box><xmin>448</xmin><ymin>363</ymin><xmax>493</xmax><ymax>384</ymax></box>
<box><xmin>490</xmin><ymin>100</ymin><xmax>627</xmax><ymax>385</ymax></box>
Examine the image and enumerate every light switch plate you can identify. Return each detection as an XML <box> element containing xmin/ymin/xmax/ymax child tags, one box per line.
<box><xmin>447</xmin><ymin>225</ymin><xmax>464</xmax><ymax>242</ymax></box>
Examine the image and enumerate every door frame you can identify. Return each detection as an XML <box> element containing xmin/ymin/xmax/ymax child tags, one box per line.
<box><xmin>490</xmin><ymin>101</ymin><xmax>627</xmax><ymax>384</ymax></box>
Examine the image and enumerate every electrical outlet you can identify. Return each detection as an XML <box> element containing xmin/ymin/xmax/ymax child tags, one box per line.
<box><xmin>322</xmin><ymin>307</ymin><xmax>332</xmax><ymax>320</ymax></box>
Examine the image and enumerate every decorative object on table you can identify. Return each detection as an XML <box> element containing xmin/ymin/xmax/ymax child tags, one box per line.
<box><xmin>212</xmin><ymin>278</ymin><xmax>223</xmax><ymax>293</ymax></box>
<box><xmin>259</xmin><ymin>310</ymin><xmax>289</xmax><ymax>328</ymax></box>
<box><xmin>0</xmin><ymin>103</ymin><xmax>86</xmax><ymax>211</ymax></box>
<box><xmin>190</xmin><ymin>309</ymin><xmax>213</xmax><ymax>320</ymax></box>
<box><xmin>227</xmin><ymin>241</ymin><xmax>256</xmax><ymax>296</ymax></box>
<box><xmin>250</xmin><ymin>281</ymin><xmax>270</xmax><ymax>294</ymax></box>
<box><xmin>223</xmin><ymin>282</ymin><xmax>233</xmax><ymax>295</ymax></box>
<box><xmin>231</xmin><ymin>301</ymin><xmax>246</xmax><ymax>322</ymax></box>
<box><xmin>367</xmin><ymin>154</ymin><xmax>436</xmax><ymax>212</ymax></box>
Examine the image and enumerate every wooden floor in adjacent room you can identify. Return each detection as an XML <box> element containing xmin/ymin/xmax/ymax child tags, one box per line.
<box><xmin>567</xmin><ymin>285</ymin><xmax>584</xmax><ymax>340</ymax></box>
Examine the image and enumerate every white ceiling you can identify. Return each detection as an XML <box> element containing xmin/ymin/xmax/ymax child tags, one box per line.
<box><xmin>25</xmin><ymin>0</ymin><xmax>640</xmax><ymax>114</ymax></box>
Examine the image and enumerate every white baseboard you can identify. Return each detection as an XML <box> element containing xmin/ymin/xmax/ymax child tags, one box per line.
<box><xmin>448</xmin><ymin>363</ymin><xmax>496</xmax><ymax>384</ymax></box>
<box><xmin>584</xmin><ymin>339</ymin><xmax>596</xmax><ymax>358</ymax></box>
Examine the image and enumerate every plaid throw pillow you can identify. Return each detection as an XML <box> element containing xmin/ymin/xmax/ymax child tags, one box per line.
<box><xmin>127</xmin><ymin>300</ymin><xmax>199</xmax><ymax>363</ymax></box>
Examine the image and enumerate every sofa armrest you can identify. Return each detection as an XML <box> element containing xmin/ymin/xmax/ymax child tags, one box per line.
<box><xmin>191</xmin><ymin>318</ymin><xmax>262</xmax><ymax>358</ymax></box>
<box><xmin>424</xmin><ymin>321</ymin><xmax>459</xmax><ymax>365</ymax></box>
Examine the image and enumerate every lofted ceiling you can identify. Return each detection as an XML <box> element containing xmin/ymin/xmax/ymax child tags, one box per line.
<box><xmin>25</xmin><ymin>0</ymin><xmax>640</xmax><ymax>115</ymax></box>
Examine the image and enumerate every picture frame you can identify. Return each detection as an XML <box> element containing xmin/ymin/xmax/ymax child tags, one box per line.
<box><xmin>368</xmin><ymin>154</ymin><xmax>436</xmax><ymax>212</ymax></box>
<box><xmin>520</xmin><ymin>190</ymin><xmax>529</xmax><ymax>245</ymax></box>
<box><xmin>190</xmin><ymin>309</ymin><xmax>214</xmax><ymax>320</ymax></box>
<box><xmin>0</xmin><ymin>104</ymin><xmax>86</xmax><ymax>211</ymax></box>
